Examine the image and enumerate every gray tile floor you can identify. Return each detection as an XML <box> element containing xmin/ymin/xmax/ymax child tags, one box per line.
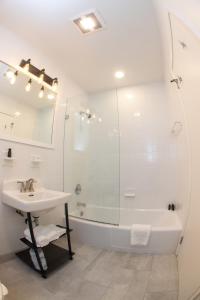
<box><xmin>0</xmin><ymin>238</ymin><xmax>179</xmax><ymax>300</ymax></box>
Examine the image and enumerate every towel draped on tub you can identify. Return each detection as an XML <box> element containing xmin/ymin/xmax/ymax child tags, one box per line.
<box><xmin>130</xmin><ymin>224</ymin><xmax>152</xmax><ymax>246</ymax></box>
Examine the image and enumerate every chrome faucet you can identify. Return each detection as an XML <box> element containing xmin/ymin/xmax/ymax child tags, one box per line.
<box><xmin>25</xmin><ymin>178</ymin><xmax>35</xmax><ymax>192</ymax></box>
<box><xmin>17</xmin><ymin>178</ymin><xmax>36</xmax><ymax>193</ymax></box>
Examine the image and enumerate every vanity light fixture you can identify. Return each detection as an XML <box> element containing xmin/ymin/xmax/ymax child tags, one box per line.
<box><xmin>25</xmin><ymin>79</ymin><xmax>32</xmax><ymax>92</ymax></box>
<box><xmin>23</xmin><ymin>59</ymin><xmax>31</xmax><ymax>72</ymax></box>
<box><xmin>19</xmin><ymin>59</ymin><xmax>58</xmax><ymax>90</ymax></box>
<box><xmin>38</xmin><ymin>86</ymin><xmax>44</xmax><ymax>98</ymax></box>
<box><xmin>39</xmin><ymin>69</ymin><xmax>45</xmax><ymax>84</ymax></box>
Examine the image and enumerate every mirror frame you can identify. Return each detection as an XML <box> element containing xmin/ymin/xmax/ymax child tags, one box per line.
<box><xmin>0</xmin><ymin>60</ymin><xmax>57</xmax><ymax>149</ymax></box>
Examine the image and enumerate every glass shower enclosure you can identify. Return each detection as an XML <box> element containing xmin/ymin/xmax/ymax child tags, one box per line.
<box><xmin>63</xmin><ymin>89</ymin><xmax>120</xmax><ymax>225</ymax></box>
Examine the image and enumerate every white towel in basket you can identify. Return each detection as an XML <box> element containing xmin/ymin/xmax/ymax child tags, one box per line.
<box><xmin>130</xmin><ymin>224</ymin><xmax>151</xmax><ymax>246</ymax></box>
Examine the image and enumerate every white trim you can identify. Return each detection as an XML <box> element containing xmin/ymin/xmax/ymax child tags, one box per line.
<box><xmin>0</xmin><ymin>134</ymin><xmax>54</xmax><ymax>149</ymax></box>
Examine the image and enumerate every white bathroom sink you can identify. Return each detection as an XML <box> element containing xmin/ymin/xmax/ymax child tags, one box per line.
<box><xmin>2</xmin><ymin>180</ymin><xmax>71</xmax><ymax>212</ymax></box>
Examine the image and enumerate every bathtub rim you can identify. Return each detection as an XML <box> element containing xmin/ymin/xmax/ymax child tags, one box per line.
<box><xmin>69</xmin><ymin>208</ymin><xmax>182</xmax><ymax>232</ymax></box>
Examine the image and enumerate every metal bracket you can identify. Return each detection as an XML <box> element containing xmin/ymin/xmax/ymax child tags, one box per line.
<box><xmin>170</xmin><ymin>76</ymin><xmax>183</xmax><ymax>89</ymax></box>
<box><xmin>179</xmin><ymin>236</ymin><xmax>184</xmax><ymax>245</ymax></box>
<box><xmin>65</xmin><ymin>113</ymin><xmax>70</xmax><ymax>120</ymax></box>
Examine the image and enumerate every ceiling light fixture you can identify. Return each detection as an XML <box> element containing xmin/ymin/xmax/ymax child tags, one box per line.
<box><xmin>80</xmin><ymin>16</ymin><xmax>96</xmax><ymax>31</ymax></box>
<box><xmin>115</xmin><ymin>71</ymin><xmax>125</xmax><ymax>79</ymax></box>
<box><xmin>25</xmin><ymin>79</ymin><xmax>32</xmax><ymax>92</ymax></box>
<box><xmin>73</xmin><ymin>11</ymin><xmax>104</xmax><ymax>34</ymax></box>
<box><xmin>38</xmin><ymin>86</ymin><xmax>44</xmax><ymax>98</ymax></box>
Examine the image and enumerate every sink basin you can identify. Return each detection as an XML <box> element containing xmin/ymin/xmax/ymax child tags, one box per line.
<box><xmin>2</xmin><ymin>180</ymin><xmax>71</xmax><ymax>212</ymax></box>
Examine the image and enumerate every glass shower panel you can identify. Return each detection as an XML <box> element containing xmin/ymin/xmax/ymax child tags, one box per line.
<box><xmin>64</xmin><ymin>90</ymin><xmax>120</xmax><ymax>225</ymax></box>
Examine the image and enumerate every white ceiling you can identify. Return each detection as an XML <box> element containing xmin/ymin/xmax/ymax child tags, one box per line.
<box><xmin>0</xmin><ymin>0</ymin><xmax>163</xmax><ymax>93</ymax></box>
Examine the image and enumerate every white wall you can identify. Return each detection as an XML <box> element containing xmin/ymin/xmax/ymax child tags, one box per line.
<box><xmin>153</xmin><ymin>1</ymin><xmax>200</xmax><ymax>299</ymax></box>
<box><xmin>0</xmin><ymin>25</ymin><xmax>84</xmax><ymax>256</ymax></box>
<box><xmin>153</xmin><ymin>0</ymin><xmax>191</xmax><ymax>226</ymax></box>
<box><xmin>66</xmin><ymin>82</ymin><xmax>175</xmax><ymax>226</ymax></box>
<box><xmin>117</xmin><ymin>82</ymin><xmax>176</xmax><ymax>210</ymax></box>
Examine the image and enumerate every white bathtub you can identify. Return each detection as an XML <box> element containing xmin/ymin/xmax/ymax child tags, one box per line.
<box><xmin>69</xmin><ymin>207</ymin><xmax>182</xmax><ymax>254</ymax></box>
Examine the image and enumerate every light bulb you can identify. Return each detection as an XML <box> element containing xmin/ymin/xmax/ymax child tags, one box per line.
<box><xmin>47</xmin><ymin>93</ymin><xmax>55</xmax><ymax>100</ymax></box>
<box><xmin>86</xmin><ymin>108</ymin><xmax>90</xmax><ymax>114</ymax></box>
<box><xmin>134</xmin><ymin>112</ymin><xmax>141</xmax><ymax>118</ymax></box>
<box><xmin>98</xmin><ymin>117</ymin><xmax>102</xmax><ymax>123</ymax></box>
<box><xmin>38</xmin><ymin>86</ymin><xmax>44</xmax><ymax>98</ymax></box>
<box><xmin>10</xmin><ymin>77</ymin><xmax>16</xmax><ymax>85</ymax></box>
<box><xmin>52</xmin><ymin>78</ymin><xmax>58</xmax><ymax>92</ymax></box>
<box><xmin>6</xmin><ymin>69</ymin><xmax>14</xmax><ymax>79</ymax></box>
<box><xmin>114</xmin><ymin>71</ymin><xmax>125</xmax><ymax>79</ymax></box>
<box><xmin>25</xmin><ymin>79</ymin><xmax>32</xmax><ymax>92</ymax></box>
<box><xmin>80</xmin><ymin>16</ymin><xmax>96</xmax><ymax>31</ymax></box>
<box><xmin>126</xmin><ymin>94</ymin><xmax>134</xmax><ymax>99</ymax></box>
<box><xmin>10</xmin><ymin>71</ymin><xmax>18</xmax><ymax>85</ymax></box>
<box><xmin>14</xmin><ymin>111</ymin><xmax>21</xmax><ymax>117</ymax></box>
<box><xmin>23</xmin><ymin>59</ymin><xmax>31</xmax><ymax>72</ymax></box>
<box><xmin>92</xmin><ymin>114</ymin><xmax>96</xmax><ymax>119</ymax></box>
<box><xmin>39</xmin><ymin>69</ymin><xmax>45</xmax><ymax>83</ymax></box>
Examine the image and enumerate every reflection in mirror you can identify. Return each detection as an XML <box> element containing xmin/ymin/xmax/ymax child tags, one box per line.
<box><xmin>0</xmin><ymin>61</ymin><xmax>57</xmax><ymax>146</ymax></box>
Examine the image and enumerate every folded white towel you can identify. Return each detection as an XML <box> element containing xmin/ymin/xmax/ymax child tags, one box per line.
<box><xmin>130</xmin><ymin>224</ymin><xmax>151</xmax><ymax>246</ymax></box>
<box><xmin>24</xmin><ymin>224</ymin><xmax>66</xmax><ymax>247</ymax></box>
<box><xmin>0</xmin><ymin>283</ymin><xmax>8</xmax><ymax>300</ymax></box>
<box><xmin>24</xmin><ymin>226</ymin><xmax>49</xmax><ymax>247</ymax></box>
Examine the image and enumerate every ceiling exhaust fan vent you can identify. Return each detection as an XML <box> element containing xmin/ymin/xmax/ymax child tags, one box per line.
<box><xmin>72</xmin><ymin>10</ymin><xmax>105</xmax><ymax>34</ymax></box>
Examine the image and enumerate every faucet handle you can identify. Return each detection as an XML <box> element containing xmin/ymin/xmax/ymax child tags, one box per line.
<box><xmin>26</xmin><ymin>178</ymin><xmax>36</xmax><ymax>192</ymax></box>
<box><xmin>17</xmin><ymin>181</ymin><xmax>26</xmax><ymax>193</ymax></box>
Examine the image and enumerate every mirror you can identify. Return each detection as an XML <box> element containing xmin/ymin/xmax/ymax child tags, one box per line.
<box><xmin>0</xmin><ymin>61</ymin><xmax>57</xmax><ymax>147</ymax></box>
